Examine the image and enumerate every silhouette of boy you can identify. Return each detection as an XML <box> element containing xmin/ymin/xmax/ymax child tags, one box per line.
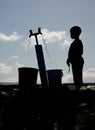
<box><xmin>66</xmin><ymin>26</ymin><xmax>84</xmax><ymax>90</ymax></box>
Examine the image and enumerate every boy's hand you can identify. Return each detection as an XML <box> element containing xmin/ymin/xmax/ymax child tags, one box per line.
<box><xmin>66</xmin><ymin>59</ymin><xmax>70</xmax><ymax>67</ymax></box>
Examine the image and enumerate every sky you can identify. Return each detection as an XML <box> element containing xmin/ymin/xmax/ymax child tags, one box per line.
<box><xmin>0</xmin><ymin>0</ymin><xmax>95</xmax><ymax>84</ymax></box>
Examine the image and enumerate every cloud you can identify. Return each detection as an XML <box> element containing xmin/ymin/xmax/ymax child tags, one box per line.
<box><xmin>15</xmin><ymin>61</ymin><xmax>24</xmax><ymax>68</ymax></box>
<box><xmin>11</xmin><ymin>55</ymin><xmax>19</xmax><ymax>59</ymax></box>
<box><xmin>83</xmin><ymin>68</ymin><xmax>95</xmax><ymax>83</ymax></box>
<box><xmin>9</xmin><ymin>55</ymin><xmax>19</xmax><ymax>60</ymax></box>
<box><xmin>0</xmin><ymin>76</ymin><xmax>18</xmax><ymax>83</ymax></box>
<box><xmin>24</xmin><ymin>28</ymin><xmax>70</xmax><ymax>50</ymax></box>
<box><xmin>42</xmin><ymin>29</ymin><xmax>65</xmax><ymax>43</ymax></box>
<box><xmin>0</xmin><ymin>32</ymin><xmax>23</xmax><ymax>42</ymax></box>
<box><xmin>0</xmin><ymin>63</ymin><xmax>12</xmax><ymax>74</ymax></box>
<box><xmin>84</xmin><ymin>68</ymin><xmax>95</xmax><ymax>74</ymax></box>
<box><xmin>62</xmin><ymin>73</ymin><xmax>73</xmax><ymax>83</ymax></box>
<box><xmin>62</xmin><ymin>67</ymin><xmax>95</xmax><ymax>83</ymax></box>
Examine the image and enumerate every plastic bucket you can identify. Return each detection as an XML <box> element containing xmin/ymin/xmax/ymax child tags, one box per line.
<box><xmin>47</xmin><ymin>69</ymin><xmax>63</xmax><ymax>87</ymax></box>
<box><xmin>18</xmin><ymin>67</ymin><xmax>38</xmax><ymax>87</ymax></box>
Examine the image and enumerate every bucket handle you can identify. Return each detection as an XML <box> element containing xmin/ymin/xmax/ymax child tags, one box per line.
<box><xmin>61</xmin><ymin>72</ymin><xmax>63</xmax><ymax>77</ymax></box>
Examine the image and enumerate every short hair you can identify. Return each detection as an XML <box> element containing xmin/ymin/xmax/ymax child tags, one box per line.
<box><xmin>70</xmin><ymin>26</ymin><xmax>82</xmax><ymax>35</ymax></box>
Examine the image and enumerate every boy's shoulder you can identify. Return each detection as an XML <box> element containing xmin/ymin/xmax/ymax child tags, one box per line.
<box><xmin>74</xmin><ymin>39</ymin><xmax>82</xmax><ymax>44</ymax></box>
<box><xmin>71</xmin><ymin>39</ymin><xmax>83</xmax><ymax>47</ymax></box>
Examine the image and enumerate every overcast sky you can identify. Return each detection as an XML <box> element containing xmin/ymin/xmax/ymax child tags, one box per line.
<box><xmin>0</xmin><ymin>0</ymin><xmax>95</xmax><ymax>83</ymax></box>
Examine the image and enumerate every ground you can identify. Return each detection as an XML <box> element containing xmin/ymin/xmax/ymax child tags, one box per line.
<box><xmin>0</xmin><ymin>84</ymin><xmax>95</xmax><ymax>130</ymax></box>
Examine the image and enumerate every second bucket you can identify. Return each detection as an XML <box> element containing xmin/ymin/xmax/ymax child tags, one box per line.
<box><xmin>47</xmin><ymin>69</ymin><xmax>63</xmax><ymax>87</ymax></box>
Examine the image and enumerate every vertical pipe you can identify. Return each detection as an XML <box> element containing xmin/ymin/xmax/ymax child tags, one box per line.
<box><xmin>35</xmin><ymin>45</ymin><xmax>48</xmax><ymax>87</ymax></box>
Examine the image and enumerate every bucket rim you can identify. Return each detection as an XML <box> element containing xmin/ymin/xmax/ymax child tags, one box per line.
<box><xmin>18</xmin><ymin>67</ymin><xmax>38</xmax><ymax>70</ymax></box>
<box><xmin>47</xmin><ymin>69</ymin><xmax>63</xmax><ymax>77</ymax></box>
<box><xmin>47</xmin><ymin>69</ymin><xmax>63</xmax><ymax>71</ymax></box>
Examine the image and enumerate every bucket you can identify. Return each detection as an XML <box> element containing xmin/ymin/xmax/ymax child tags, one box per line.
<box><xmin>47</xmin><ymin>69</ymin><xmax>63</xmax><ymax>87</ymax></box>
<box><xmin>18</xmin><ymin>67</ymin><xmax>38</xmax><ymax>88</ymax></box>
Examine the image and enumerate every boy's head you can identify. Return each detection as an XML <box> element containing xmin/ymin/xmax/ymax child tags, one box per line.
<box><xmin>70</xmin><ymin>26</ymin><xmax>82</xmax><ymax>39</ymax></box>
